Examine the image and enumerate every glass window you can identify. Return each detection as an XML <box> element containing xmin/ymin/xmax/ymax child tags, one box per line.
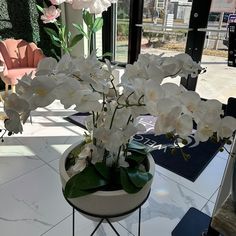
<box><xmin>141</xmin><ymin>0</ymin><xmax>192</xmax><ymax>85</ymax></box>
<box><xmin>115</xmin><ymin>0</ymin><xmax>130</xmax><ymax>63</ymax></box>
<box><xmin>141</xmin><ymin>0</ymin><xmax>191</xmax><ymax>54</ymax></box>
<box><xmin>195</xmin><ymin>7</ymin><xmax>236</xmax><ymax>104</ymax></box>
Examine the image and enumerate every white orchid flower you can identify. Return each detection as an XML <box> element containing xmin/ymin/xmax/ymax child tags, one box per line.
<box><xmin>121</xmin><ymin>63</ymin><xmax>147</xmax><ymax>84</ymax></box>
<box><xmin>28</xmin><ymin>75</ymin><xmax>57</xmax><ymax>109</ymax></box>
<box><xmin>144</xmin><ymin>79</ymin><xmax>165</xmax><ymax>104</ymax></box>
<box><xmin>36</xmin><ymin>57</ymin><xmax>58</xmax><ymax>76</ymax></box>
<box><xmin>180</xmin><ymin>90</ymin><xmax>201</xmax><ymax>115</ymax></box>
<box><xmin>161</xmin><ymin>57</ymin><xmax>183</xmax><ymax>77</ymax></box>
<box><xmin>195</xmin><ymin>114</ymin><xmax>221</xmax><ymax>142</ymax></box>
<box><xmin>4</xmin><ymin>93</ymin><xmax>31</xmax><ymax>124</ymax></box>
<box><xmin>175</xmin><ymin>114</ymin><xmax>193</xmax><ymax>137</ymax></box>
<box><xmin>4</xmin><ymin>93</ymin><xmax>29</xmax><ymax>114</ymax></box>
<box><xmin>204</xmin><ymin>99</ymin><xmax>224</xmax><ymax>116</ymax></box>
<box><xmin>16</xmin><ymin>73</ymin><xmax>34</xmax><ymax>99</ymax></box>
<box><xmin>217</xmin><ymin>116</ymin><xmax>236</xmax><ymax>139</ymax></box>
<box><xmin>173</xmin><ymin>53</ymin><xmax>202</xmax><ymax>78</ymax></box>
<box><xmin>107</xmin><ymin>107</ymin><xmax>132</xmax><ymax>130</ymax></box>
<box><xmin>104</xmin><ymin>129</ymin><xmax>124</xmax><ymax>152</ymax></box>
<box><xmin>53</xmin><ymin>79</ymin><xmax>88</xmax><ymax>109</ymax></box>
<box><xmin>36</xmin><ymin>55</ymin><xmax>73</xmax><ymax>82</ymax></box>
<box><xmin>154</xmin><ymin>106</ymin><xmax>182</xmax><ymax>135</ymax></box>
<box><xmin>75</xmin><ymin>92</ymin><xmax>102</xmax><ymax>112</ymax></box>
<box><xmin>72</xmin><ymin>0</ymin><xmax>117</xmax><ymax>14</ymax></box>
<box><xmin>4</xmin><ymin>109</ymin><xmax>23</xmax><ymax>134</ymax></box>
<box><xmin>122</xmin><ymin>122</ymin><xmax>146</xmax><ymax>143</ymax></box>
<box><xmin>156</xmin><ymin>97</ymin><xmax>182</xmax><ymax>115</ymax></box>
<box><xmin>162</xmin><ymin>83</ymin><xmax>186</xmax><ymax>98</ymax></box>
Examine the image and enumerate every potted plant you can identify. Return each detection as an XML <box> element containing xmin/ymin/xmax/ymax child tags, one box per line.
<box><xmin>1</xmin><ymin>0</ymin><xmax>236</xmax><ymax>220</ymax></box>
<box><xmin>1</xmin><ymin>49</ymin><xmax>236</xmax><ymax>216</ymax></box>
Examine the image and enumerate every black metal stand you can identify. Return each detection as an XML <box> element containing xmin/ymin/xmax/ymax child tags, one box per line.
<box><xmin>63</xmin><ymin>190</ymin><xmax>150</xmax><ymax>236</ymax></box>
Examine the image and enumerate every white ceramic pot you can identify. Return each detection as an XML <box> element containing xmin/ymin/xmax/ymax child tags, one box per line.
<box><xmin>59</xmin><ymin>141</ymin><xmax>155</xmax><ymax>218</ymax></box>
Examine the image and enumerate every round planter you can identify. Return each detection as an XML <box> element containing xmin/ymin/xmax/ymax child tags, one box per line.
<box><xmin>59</xmin><ymin>141</ymin><xmax>155</xmax><ymax>219</ymax></box>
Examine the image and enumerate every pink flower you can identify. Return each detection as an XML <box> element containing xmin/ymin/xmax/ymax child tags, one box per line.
<box><xmin>40</xmin><ymin>6</ymin><xmax>61</xmax><ymax>24</ymax></box>
<box><xmin>50</xmin><ymin>0</ymin><xmax>73</xmax><ymax>5</ymax></box>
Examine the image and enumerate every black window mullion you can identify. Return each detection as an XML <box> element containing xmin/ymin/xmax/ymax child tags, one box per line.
<box><xmin>181</xmin><ymin>0</ymin><xmax>212</xmax><ymax>91</ymax></box>
<box><xmin>102</xmin><ymin>4</ymin><xmax>116</xmax><ymax>61</ymax></box>
<box><xmin>128</xmin><ymin>0</ymin><xmax>144</xmax><ymax>64</ymax></box>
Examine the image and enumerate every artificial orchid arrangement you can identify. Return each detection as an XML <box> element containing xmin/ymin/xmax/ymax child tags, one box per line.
<box><xmin>1</xmin><ymin>50</ymin><xmax>236</xmax><ymax>197</ymax></box>
<box><xmin>38</xmin><ymin>0</ymin><xmax>116</xmax><ymax>55</ymax></box>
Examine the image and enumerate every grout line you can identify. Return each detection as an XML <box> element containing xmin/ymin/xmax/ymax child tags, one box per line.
<box><xmin>200</xmin><ymin>199</ymin><xmax>214</xmax><ymax>217</ymax></box>
<box><xmin>0</xmin><ymin>161</ymin><xmax>46</xmax><ymax>188</ymax></box>
<box><xmin>208</xmin><ymin>187</ymin><xmax>220</xmax><ymax>204</ymax></box>
<box><xmin>40</xmin><ymin>213</ymin><xmax>72</xmax><ymax>236</ymax></box>
<box><xmin>46</xmin><ymin>159</ymin><xmax>60</xmax><ymax>174</ymax></box>
<box><xmin>117</xmin><ymin>222</ymin><xmax>136</xmax><ymax>236</ymax></box>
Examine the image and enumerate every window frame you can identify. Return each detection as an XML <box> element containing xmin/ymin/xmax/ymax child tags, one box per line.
<box><xmin>102</xmin><ymin>0</ymin><xmax>212</xmax><ymax>91</ymax></box>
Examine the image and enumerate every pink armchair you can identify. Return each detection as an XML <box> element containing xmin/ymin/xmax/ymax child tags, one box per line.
<box><xmin>0</xmin><ymin>39</ymin><xmax>45</xmax><ymax>95</ymax></box>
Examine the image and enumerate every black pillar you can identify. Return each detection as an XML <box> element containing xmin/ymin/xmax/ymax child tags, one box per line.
<box><xmin>181</xmin><ymin>0</ymin><xmax>212</xmax><ymax>91</ymax></box>
<box><xmin>102</xmin><ymin>4</ymin><xmax>116</xmax><ymax>61</ymax></box>
<box><xmin>128</xmin><ymin>0</ymin><xmax>144</xmax><ymax>64</ymax></box>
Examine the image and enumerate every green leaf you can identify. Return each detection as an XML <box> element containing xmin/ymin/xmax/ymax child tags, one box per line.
<box><xmin>51</xmin><ymin>40</ymin><xmax>61</xmax><ymax>48</ymax></box>
<box><xmin>65</xmin><ymin>188</ymin><xmax>96</xmax><ymax>198</ymax></box>
<box><xmin>92</xmin><ymin>17</ymin><xmax>103</xmax><ymax>33</ymax></box>
<box><xmin>50</xmin><ymin>49</ymin><xmax>60</xmax><ymax>60</ymax></box>
<box><xmin>83</xmin><ymin>10</ymin><xmax>94</xmax><ymax>28</ymax></box>
<box><xmin>73</xmin><ymin>23</ymin><xmax>88</xmax><ymax>38</ymax></box>
<box><xmin>128</xmin><ymin>140</ymin><xmax>147</xmax><ymax>150</ymax></box>
<box><xmin>94</xmin><ymin>162</ymin><xmax>110</xmax><ymax>180</ymax></box>
<box><xmin>128</xmin><ymin>140</ymin><xmax>152</xmax><ymax>155</ymax></box>
<box><xmin>126</xmin><ymin>153</ymin><xmax>146</xmax><ymax>165</ymax></box>
<box><xmin>36</xmin><ymin>5</ymin><xmax>44</xmax><ymax>13</ymax></box>
<box><xmin>69</xmin><ymin>34</ymin><xmax>83</xmax><ymax>48</ymax></box>
<box><xmin>51</xmin><ymin>35</ymin><xmax>61</xmax><ymax>42</ymax></box>
<box><xmin>120</xmin><ymin>168</ymin><xmax>142</xmax><ymax>194</ymax></box>
<box><xmin>61</xmin><ymin>25</ymin><xmax>66</xmax><ymax>42</ymax></box>
<box><xmin>44</xmin><ymin>27</ymin><xmax>58</xmax><ymax>38</ymax></box>
<box><xmin>65</xmin><ymin>165</ymin><xmax>107</xmax><ymax>193</ymax></box>
<box><xmin>102</xmin><ymin>52</ymin><xmax>113</xmax><ymax>57</ymax></box>
<box><xmin>44</xmin><ymin>28</ymin><xmax>61</xmax><ymax>48</ymax></box>
<box><xmin>126</xmin><ymin>168</ymin><xmax>152</xmax><ymax>188</ymax></box>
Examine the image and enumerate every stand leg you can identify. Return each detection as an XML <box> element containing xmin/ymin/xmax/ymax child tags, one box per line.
<box><xmin>138</xmin><ymin>207</ymin><xmax>141</xmax><ymax>236</ymax></box>
<box><xmin>72</xmin><ymin>208</ymin><xmax>75</xmax><ymax>236</ymax></box>
<box><xmin>106</xmin><ymin>219</ymin><xmax>120</xmax><ymax>236</ymax></box>
<box><xmin>90</xmin><ymin>219</ymin><xmax>104</xmax><ymax>236</ymax></box>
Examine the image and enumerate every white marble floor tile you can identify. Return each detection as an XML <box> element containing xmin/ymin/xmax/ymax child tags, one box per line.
<box><xmin>155</xmin><ymin>154</ymin><xmax>227</xmax><ymax>200</ymax></box>
<box><xmin>15</xmin><ymin>126</ymin><xmax>85</xmax><ymax>163</ymax></box>
<box><xmin>118</xmin><ymin>170</ymin><xmax>209</xmax><ymax>236</ymax></box>
<box><xmin>217</xmin><ymin>145</ymin><xmax>231</xmax><ymax>161</ymax></box>
<box><xmin>0</xmin><ymin>98</ymin><xmax>231</xmax><ymax>236</ymax></box>
<box><xmin>42</xmin><ymin>212</ymin><xmax>134</xmax><ymax>236</ymax></box>
<box><xmin>0</xmin><ymin>165</ymin><xmax>71</xmax><ymax>236</ymax></box>
<box><xmin>0</xmin><ymin>137</ymin><xmax>45</xmax><ymax>185</ymax></box>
